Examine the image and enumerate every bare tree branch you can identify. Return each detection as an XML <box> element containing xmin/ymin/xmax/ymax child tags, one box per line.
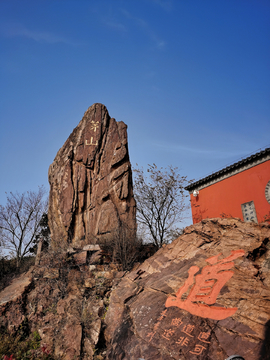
<box><xmin>133</xmin><ymin>164</ymin><xmax>191</xmax><ymax>247</ymax></box>
<box><xmin>0</xmin><ymin>186</ymin><xmax>48</xmax><ymax>267</ymax></box>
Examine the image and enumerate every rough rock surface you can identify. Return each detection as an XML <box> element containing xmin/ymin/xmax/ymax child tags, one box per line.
<box><xmin>0</xmin><ymin>272</ymin><xmax>32</xmax><ymax>307</ymax></box>
<box><xmin>48</xmin><ymin>103</ymin><xmax>136</xmax><ymax>247</ymax></box>
<box><xmin>104</xmin><ymin>218</ymin><xmax>270</xmax><ymax>360</ymax></box>
<box><xmin>0</xmin><ymin>248</ymin><xmax>122</xmax><ymax>360</ymax></box>
<box><xmin>1</xmin><ymin>218</ymin><xmax>269</xmax><ymax>359</ymax></box>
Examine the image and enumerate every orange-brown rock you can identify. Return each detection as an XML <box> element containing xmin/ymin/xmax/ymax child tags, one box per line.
<box><xmin>0</xmin><ymin>251</ymin><xmax>120</xmax><ymax>360</ymax></box>
<box><xmin>1</xmin><ymin>218</ymin><xmax>269</xmax><ymax>359</ymax></box>
<box><xmin>48</xmin><ymin>103</ymin><xmax>136</xmax><ymax>247</ymax></box>
<box><xmin>104</xmin><ymin>218</ymin><xmax>270</xmax><ymax>360</ymax></box>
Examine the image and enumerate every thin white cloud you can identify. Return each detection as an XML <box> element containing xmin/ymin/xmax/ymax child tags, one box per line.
<box><xmin>1</xmin><ymin>23</ymin><xmax>78</xmax><ymax>45</ymax></box>
<box><xmin>149</xmin><ymin>0</ymin><xmax>173</xmax><ymax>12</ymax></box>
<box><xmin>105</xmin><ymin>21</ymin><xmax>127</xmax><ymax>32</ymax></box>
<box><xmin>151</xmin><ymin>141</ymin><xmax>250</xmax><ymax>159</ymax></box>
<box><xmin>120</xmin><ymin>9</ymin><xmax>165</xmax><ymax>50</ymax></box>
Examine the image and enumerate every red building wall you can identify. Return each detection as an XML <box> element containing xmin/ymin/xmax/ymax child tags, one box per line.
<box><xmin>190</xmin><ymin>160</ymin><xmax>270</xmax><ymax>223</ymax></box>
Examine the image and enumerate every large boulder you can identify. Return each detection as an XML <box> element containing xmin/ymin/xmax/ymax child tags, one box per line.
<box><xmin>104</xmin><ymin>218</ymin><xmax>270</xmax><ymax>360</ymax></box>
<box><xmin>48</xmin><ymin>103</ymin><xmax>136</xmax><ymax>247</ymax></box>
<box><xmin>0</xmin><ymin>218</ymin><xmax>269</xmax><ymax>359</ymax></box>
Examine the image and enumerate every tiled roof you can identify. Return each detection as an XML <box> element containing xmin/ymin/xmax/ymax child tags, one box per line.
<box><xmin>185</xmin><ymin>147</ymin><xmax>270</xmax><ymax>192</ymax></box>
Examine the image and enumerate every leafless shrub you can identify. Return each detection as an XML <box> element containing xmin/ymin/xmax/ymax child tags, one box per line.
<box><xmin>97</xmin><ymin>224</ymin><xmax>141</xmax><ymax>271</ymax></box>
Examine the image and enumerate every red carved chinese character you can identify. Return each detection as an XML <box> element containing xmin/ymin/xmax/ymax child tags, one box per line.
<box><xmin>147</xmin><ymin>320</ymin><xmax>161</xmax><ymax>341</ymax></box>
<box><xmin>165</xmin><ymin>250</ymin><xmax>245</xmax><ymax>320</ymax></box>
<box><xmin>171</xmin><ymin>318</ymin><xmax>183</xmax><ymax>327</ymax></box>
<box><xmin>182</xmin><ymin>324</ymin><xmax>194</xmax><ymax>337</ymax></box>
<box><xmin>198</xmin><ymin>331</ymin><xmax>211</xmax><ymax>343</ymax></box>
<box><xmin>189</xmin><ymin>344</ymin><xmax>206</xmax><ymax>355</ymax></box>
<box><xmin>176</xmin><ymin>336</ymin><xmax>190</xmax><ymax>346</ymax></box>
<box><xmin>162</xmin><ymin>328</ymin><xmax>175</xmax><ymax>340</ymax></box>
<box><xmin>147</xmin><ymin>331</ymin><xmax>156</xmax><ymax>342</ymax></box>
<box><xmin>153</xmin><ymin>322</ymin><xmax>161</xmax><ymax>331</ymax></box>
<box><xmin>157</xmin><ymin>309</ymin><xmax>168</xmax><ymax>321</ymax></box>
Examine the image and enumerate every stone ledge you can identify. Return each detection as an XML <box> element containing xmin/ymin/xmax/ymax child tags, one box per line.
<box><xmin>0</xmin><ymin>274</ymin><xmax>32</xmax><ymax>306</ymax></box>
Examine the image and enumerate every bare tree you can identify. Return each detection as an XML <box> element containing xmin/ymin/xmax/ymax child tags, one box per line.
<box><xmin>133</xmin><ymin>164</ymin><xmax>190</xmax><ymax>248</ymax></box>
<box><xmin>0</xmin><ymin>186</ymin><xmax>48</xmax><ymax>267</ymax></box>
<box><xmin>97</xmin><ymin>224</ymin><xmax>141</xmax><ymax>271</ymax></box>
<box><xmin>0</xmin><ymin>227</ymin><xmax>4</xmax><ymax>257</ymax></box>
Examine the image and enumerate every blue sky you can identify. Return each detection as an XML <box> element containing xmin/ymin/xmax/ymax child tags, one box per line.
<box><xmin>1</xmin><ymin>0</ymin><xmax>269</xmax><ymax>226</ymax></box>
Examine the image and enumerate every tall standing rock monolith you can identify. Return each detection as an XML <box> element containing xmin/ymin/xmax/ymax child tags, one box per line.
<box><xmin>48</xmin><ymin>103</ymin><xmax>136</xmax><ymax>247</ymax></box>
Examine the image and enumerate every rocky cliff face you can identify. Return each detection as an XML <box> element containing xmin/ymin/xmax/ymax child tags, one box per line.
<box><xmin>105</xmin><ymin>218</ymin><xmax>270</xmax><ymax>360</ymax></box>
<box><xmin>0</xmin><ymin>218</ymin><xmax>269</xmax><ymax>360</ymax></box>
<box><xmin>0</xmin><ymin>248</ymin><xmax>122</xmax><ymax>360</ymax></box>
<box><xmin>48</xmin><ymin>103</ymin><xmax>136</xmax><ymax>247</ymax></box>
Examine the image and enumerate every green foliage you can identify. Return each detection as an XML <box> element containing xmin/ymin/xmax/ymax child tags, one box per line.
<box><xmin>101</xmin><ymin>305</ymin><xmax>109</xmax><ymax>320</ymax></box>
<box><xmin>0</xmin><ymin>328</ymin><xmax>55</xmax><ymax>360</ymax></box>
<box><xmin>32</xmin><ymin>331</ymin><xmax>41</xmax><ymax>343</ymax></box>
<box><xmin>29</xmin><ymin>213</ymin><xmax>51</xmax><ymax>254</ymax></box>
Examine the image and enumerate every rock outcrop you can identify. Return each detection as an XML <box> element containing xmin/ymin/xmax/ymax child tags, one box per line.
<box><xmin>0</xmin><ymin>247</ymin><xmax>122</xmax><ymax>360</ymax></box>
<box><xmin>104</xmin><ymin>218</ymin><xmax>270</xmax><ymax>360</ymax></box>
<box><xmin>0</xmin><ymin>218</ymin><xmax>269</xmax><ymax>359</ymax></box>
<box><xmin>48</xmin><ymin>103</ymin><xmax>136</xmax><ymax>247</ymax></box>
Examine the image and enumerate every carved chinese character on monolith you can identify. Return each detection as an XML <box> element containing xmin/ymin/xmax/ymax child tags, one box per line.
<box><xmin>48</xmin><ymin>103</ymin><xmax>136</xmax><ymax>247</ymax></box>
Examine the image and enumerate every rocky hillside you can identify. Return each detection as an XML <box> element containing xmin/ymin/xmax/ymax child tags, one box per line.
<box><xmin>0</xmin><ymin>218</ymin><xmax>269</xmax><ymax>360</ymax></box>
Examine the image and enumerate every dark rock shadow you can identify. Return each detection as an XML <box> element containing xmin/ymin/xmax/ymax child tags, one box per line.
<box><xmin>259</xmin><ymin>320</ymin><xmax>270</xmax><ymax>360</ymax></box>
